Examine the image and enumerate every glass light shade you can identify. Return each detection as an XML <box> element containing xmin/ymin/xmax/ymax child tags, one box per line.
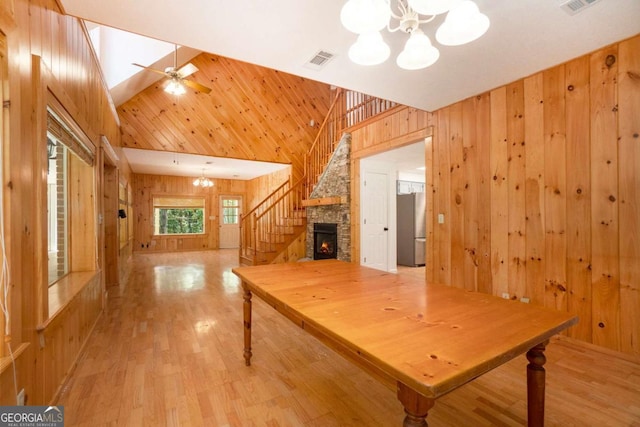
<box><xmin>165</xmin><ymin>79</ymin><xmax>186</xmax><ymax>95</ymax></box>
<box><xmin>396</xmin><ymin>29</ymin><xmax>440</xmax><ymax>70</ymax></box>
<box><xmin>407</xmin><ymin>0</ymin><xmax>461</xmax><ymax>16</ymax></box>
<box><xmin>340</xmin><ymin>0</ymin><xmax>390</xmax><ymax>34</ymax></box>
<box><xmin>435</xmin><ymin>0</ymin><xmax>489</xmax><ymax>46</ymax></box>
<box><xmin>348</xmin><ymin>31</ymin><xmax>391</xmax><ymax>66</ymax></box>
<box><xmin>193</xmin><ymin>176</ymin><xmax>214</xmax><ymax>187</ymax></box>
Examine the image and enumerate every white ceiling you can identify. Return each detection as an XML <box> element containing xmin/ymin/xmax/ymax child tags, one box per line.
<box><xmin>58</xmin><ymin>0</ymin><xmax>640</xmax><ymax>179</ymax></box>
<box><xmin>123</xmin><ymin>148</ymin><xmax>290</xmax><ymax>181</ymax></box>
<box><xmin>58</xmin><ymin>0</ymin><xmax>640</xmax><ymax>112</ymax></box>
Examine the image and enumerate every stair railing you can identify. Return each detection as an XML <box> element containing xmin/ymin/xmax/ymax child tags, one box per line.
<box><xmin>303</xmin><ymin>88</ymin><xmax>397</xmax><ymax>200</ymax></box>
<box><xmin>253</xmin><ymin>177</ymin><xmax>305</xmax><ymax>254</ymax></box>
<box><xmin>239</xmin><ymin>177</ymin><xmax>306</xmax><ymax>264</ymax></box>
<box><xmin>304</xmin><ymin>88</ymin><xmax>346</xmax><ymax>199</ymax></box>
<box><xmin>239</xmin><ymin>179</ymin><xmax>291</xmax><ymax>261</ymax></box>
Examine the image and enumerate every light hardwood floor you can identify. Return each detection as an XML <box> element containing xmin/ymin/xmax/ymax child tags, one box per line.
<box><xmin>57</xmin><ymin>250</ymin><xmax>640</xmax><ymax>426</ymax></box>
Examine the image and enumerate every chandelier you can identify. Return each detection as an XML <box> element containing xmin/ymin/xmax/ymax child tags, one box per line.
<box><xmin>193</xmin><ymin>169</ymin><xmax>214</xmax><ymax>188</ymax></box>
<box><xmin>340</xmin><ymin>0</ymin><xmax>490</xmax><ymax>70</ymax></box>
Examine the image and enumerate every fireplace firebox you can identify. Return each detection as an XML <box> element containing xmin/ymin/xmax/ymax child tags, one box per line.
<box><xmin>313</xmin><ymin>223</ymin><xmax>338</xmax><ymax>260</ymax></box>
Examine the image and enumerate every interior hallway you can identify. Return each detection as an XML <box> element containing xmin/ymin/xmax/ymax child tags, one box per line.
<box><xmin>57</xmin><ymin>250</ymin><xmax>640</xmax><ymax>426</ymax></box>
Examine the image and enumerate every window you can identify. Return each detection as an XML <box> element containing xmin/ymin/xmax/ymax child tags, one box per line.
<box><xmin>153</xmin><ymin>197</ymin><xmax>205</xmax><ymax>235</ymax></box>
<box><xmin>47</xmin><ymin>139</ymin><xmax>69</xmax><ymax>284</ymax></box>
<box><xmin>46</xmin><ymin>108</ymin><xmax>95</xmax><ymax>286</ymax></box>
<box><xmin>222</xmin><ymin>198</ymin><xmax>240</xmax><ymax>225</ymax></box>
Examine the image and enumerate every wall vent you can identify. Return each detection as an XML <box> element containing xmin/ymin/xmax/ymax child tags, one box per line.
<box><xmin>560</xmin><ymin>0</ymin><xmax>602</xmax><ymax>15</ymax></box>
<box><xmin>304</xmin><ymin>50</ymin><xmax>335</xmax><ymax>70</ymax></box>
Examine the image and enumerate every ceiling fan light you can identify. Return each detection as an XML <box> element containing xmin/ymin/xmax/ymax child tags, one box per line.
<box><xmin>165</xmin><ymin>79</ymin><xmax>186</xmax><ymax>95</ymax></box>
<box><xmin>348</xmin><ymin>31</ymin><xmax>391</xmax><ymax>66</ymax></box>
<box><xmin>435</xmin><ymin>0</ymin><xmax>490</xmax><ymax>46</ymax></box>
<box><xmin>396</xmin><ymin>29</ymin><xmax>440</xmax><ymax>70</ymax></box>
<box><xmin>407</xmin><ymin>0</ymin><xmax>461</xmax><ymax>16</ymax></box>
<box><xmin>340</xmin><ymin>0</ymin><xmax>390</xmax><ymax>34</ymax></box>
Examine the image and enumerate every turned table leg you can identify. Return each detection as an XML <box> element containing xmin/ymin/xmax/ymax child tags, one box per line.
<box><xmin>243</xmin><ymin>285</ymin><xmax>253</xmax><ymax>366</ymax></box>
<box><xmin>397</xmin><ymin>382</ymin><xmax>435</xmax><ymax>427</ymax></box>
<box><xmin>526</xmin><ymin>340</ymin><xmax>548</xmax><ymax>427</ymax></box>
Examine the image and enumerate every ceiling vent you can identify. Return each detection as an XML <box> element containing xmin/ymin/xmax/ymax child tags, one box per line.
<box><xmin>304</xmin><ymin>50</ymin><xmax>335</xmax><ymax>70</ymax></box>
<box><xmin>560</xmin><ymin>0</ymin><xmax>602</xmax><ymax>15</ymax></box>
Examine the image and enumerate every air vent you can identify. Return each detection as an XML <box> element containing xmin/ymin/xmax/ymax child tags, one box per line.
<box><xmin>560</xmin><ymin>0</ymin><xmax>602</xmax><ymax>15</ymax></box>
<box><xmin>304</xmin><ymin>50</ymin><xmax>335</xmax><ymax>70</ymax></box>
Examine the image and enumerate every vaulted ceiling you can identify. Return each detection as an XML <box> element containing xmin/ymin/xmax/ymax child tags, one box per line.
<box><xmin>60</xmin><ymin>0</ymin><xmax>640</xmax><ymax>112</ymax></box>
<box><xmin>118</xmin><ymin>53</ymin><xmax>333</xmax><ymax>178</ymax></box>
<box><xmin>59</xmin><ymin>0</ymin><xmax>640</xmax><ymax>179</ymax></box>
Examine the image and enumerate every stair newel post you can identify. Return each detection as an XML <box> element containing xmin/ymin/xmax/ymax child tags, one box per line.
<box><xmin>266</xmin><ymin>209</ymin><xmax>270</xmax><ymax>250</ymax></box>
<box><xmin>239</xmin><ymin>213</ymin><xmax>244</xmax><ymax>259</ymax></box>
<box><xmin>282</xmin><ymin>191</ymin><xmax>286</xmax><ymax>221</ymax></box>
<box><xmin>279</xmin><ymin>195</ymin><xmax>282</xmax><ymax>231</ymax></box>
<box><xmin>303</xmin><ymin>153</ymin><xmax>308</xmax><ymax>199</ymax></box>
<box><xmin>252</xmin><ymin>212</ymin><xmax>258</xmax><ymax>258</ymax></box>
<box><xmin>270</xmin><ymin>207</ymin><xmax>275</xmax><ymax>247</ymax></box>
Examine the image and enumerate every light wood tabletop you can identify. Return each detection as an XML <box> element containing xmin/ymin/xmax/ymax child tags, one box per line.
<box><xmin>233</xmin><ymin>260</ymin><xmax>578</xmax><ymax>427</ymax></box>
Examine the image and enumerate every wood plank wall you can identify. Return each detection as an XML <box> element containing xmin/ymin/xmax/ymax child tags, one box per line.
<box><xmin>0</xmin><ymin>0</ymin><xmax>126</xmax><ymax>405</ymax></box>
<box><xmin>350</xmin><ymin>35</ymin><xmax>640</xmax><ymax>356</ymax></box>
<box><xmin>244</xmin><ymin>166</ymin><xmax>292</xmax><ymax>211</ymax></box>
<box><xmin>132</xmin><ymin>174</ymin><xmax>247</xmax><ymax>252</ymax></box>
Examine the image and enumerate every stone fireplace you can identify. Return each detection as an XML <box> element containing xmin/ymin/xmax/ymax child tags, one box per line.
<box><xmin>305</xmin><ymin>133</ymin><xmax>351</xmax><ymax>262</ymax></box>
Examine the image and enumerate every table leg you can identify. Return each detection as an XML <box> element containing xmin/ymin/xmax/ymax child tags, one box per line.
<box><xmin>243</xmin><ymin>286</ymin><xmax>252</xmax><ymax>366</ymax></box>
<box><xmin>526</xmin><ymin>340</ymin><xmax>548</xmax><ymax>427</ymax></box>
<box><xmin>397</xmin><ymin>382</ymin><xmax>435</xmax><ymax>427</ymax></box>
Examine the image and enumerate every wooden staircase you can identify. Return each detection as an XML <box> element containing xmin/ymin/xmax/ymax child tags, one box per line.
<box><xmin>239</xmin><ymin>177</ymin><xmax>306</xmax><ymax>266</ymax></box>
<box><xmin>239</xmin><ymin>89</ymin><xmax>397</xmax><ymax>266</ymax></box>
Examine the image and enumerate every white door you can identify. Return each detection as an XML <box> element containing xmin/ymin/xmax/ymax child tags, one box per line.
<box><xmin>219</xmin><ymin>196</ymin><xmax>242</xmax><ymax>249</ymax></box>
<box><xmin>361</xmin><ymin>170</ymin><xmax>389</xmax><ymax>271</ymax></box>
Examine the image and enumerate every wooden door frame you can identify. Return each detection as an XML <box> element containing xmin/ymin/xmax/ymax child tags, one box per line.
<box><xmin>350</xmin><ymin>128</ymin><xmax>433</xmax><ymax>271</ymax></box>
<box><xmin>100</xmin><ymin>135</ymin><xmax>119</xmax><ymax>288</ymax></box>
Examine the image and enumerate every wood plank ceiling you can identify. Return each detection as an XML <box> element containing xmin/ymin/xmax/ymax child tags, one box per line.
<box><xmin>118</xmin><ymin>53</ymin><xmax>334</xmax><ymax>180</ymax></box>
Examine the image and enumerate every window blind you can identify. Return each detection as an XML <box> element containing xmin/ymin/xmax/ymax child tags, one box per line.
<box><xmin>153</xmin><ymin>197</ymin><xmax>205</xmax><ymax>208</ymax></box>
<box><xmin>47</xmin><ymin>110</ymin><xmax>94</xmax><ymax>166</ymax></box>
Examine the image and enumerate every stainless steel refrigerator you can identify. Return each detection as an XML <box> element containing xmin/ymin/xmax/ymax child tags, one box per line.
<box><xmin>397</xmin><ymin>193</ymin><xmax>426</xmax><ymax>267</ymax></box>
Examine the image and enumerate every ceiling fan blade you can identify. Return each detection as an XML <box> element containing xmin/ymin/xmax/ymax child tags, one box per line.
<box><xmin>132</xmin><ymin>63</ymin><xmax>168</xmax><ymax>77</ymax></box>
<box><xmin>182</xmin><ymin>78</ymin><xmax>212</xmax><ymax>94</ymax></box>
<box><xmin>176</xmin><ymin>62</ymin><xmax>198</xmax><ymax>78</ymax></box>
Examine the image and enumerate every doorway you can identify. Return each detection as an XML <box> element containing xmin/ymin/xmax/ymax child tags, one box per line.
<box><xmin>102</xmin><ymin>151</ymin><xmax>119</xmax><ymax>287</ymax></box>
<box><xmin>219</xmin><ymin>195</ymin><xmax>242</xmax><ymax>249</ymax></box>
<box><xmin>359</xmin><ymin>139</ymin><xmax>427</xmax><ymax>273</ymax></box>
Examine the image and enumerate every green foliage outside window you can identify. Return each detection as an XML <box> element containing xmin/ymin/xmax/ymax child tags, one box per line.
<box><xmin>154</xmin><ymin>208</ymin><xmax>204</xmax><ymax>235</ymax></box>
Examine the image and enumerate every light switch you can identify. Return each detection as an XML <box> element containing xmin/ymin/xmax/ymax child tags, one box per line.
<box><xmin>438</xmin><ymin>213</ymin><xmax>444</xmax><ymax>224</ymax></box>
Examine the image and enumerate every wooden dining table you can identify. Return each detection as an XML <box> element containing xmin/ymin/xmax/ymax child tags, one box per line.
<box><xmin>232</xmin><ymin>260</ymin><xmax>578</xmax><ymax>426</ymax></box>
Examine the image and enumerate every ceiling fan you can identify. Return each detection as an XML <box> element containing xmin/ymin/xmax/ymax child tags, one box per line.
<box><xmin>132</xmin><ymin>45</ymin><xmax>212</xmax><ymax>95</ymax></box>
